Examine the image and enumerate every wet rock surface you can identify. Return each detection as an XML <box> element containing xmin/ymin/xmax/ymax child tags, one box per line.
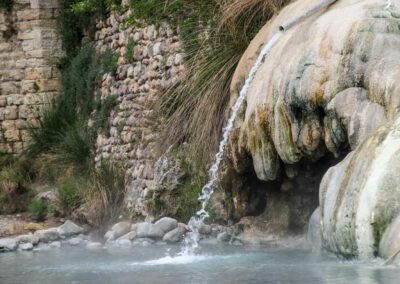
<box><xmin>0</xmin><ymin>220</ymin><xmax>86</xmax><ymax>253</ymax></box>
<box><xmin>320</xmin><ymin>117</ymin><xmax>400</xmax><ymax>259</ymax></box>
<box><xmin>229</xmin><ymin>0</ymin><xmax>400</xmax><ymax>180</ymax></box>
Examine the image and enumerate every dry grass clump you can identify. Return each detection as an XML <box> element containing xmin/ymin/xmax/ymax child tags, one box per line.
<box><xmin>156</xmin><ymin>0</ymin><xmax>291</xmax><ymax>167</ymax></box>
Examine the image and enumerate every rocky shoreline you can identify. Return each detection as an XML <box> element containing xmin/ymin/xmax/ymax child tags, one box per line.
<box><xmin>0</xmin><ymin>217</ymin><xmax>245</xmax><ymax>253</ymax></box>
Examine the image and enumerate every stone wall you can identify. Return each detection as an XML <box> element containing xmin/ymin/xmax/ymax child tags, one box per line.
<box><xmin>93</xmin><ymin>10</ymin><xmax>184</xmax><ymax>217</ymax></box>
<box><xmin>0</xmin><ymin>0</ymin><xmax>63</xmax><ymax>154</ymax></box>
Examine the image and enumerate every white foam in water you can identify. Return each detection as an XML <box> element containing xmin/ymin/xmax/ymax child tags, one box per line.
<box><xmin>133</xmin><ymin>254</ymin><xmax>213</xmax><ymax>266</ymax></box>
<box><xmin>180</xmin><ymin>31</ymin><xmax>284</xmax><ymax>256</ymax></box>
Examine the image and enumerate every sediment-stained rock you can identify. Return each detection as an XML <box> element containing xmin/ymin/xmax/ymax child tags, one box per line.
<box><xmin>228</xmin><ymin>0</ymin><xmax>400</xmax><ymax>181</ymax></box>
<box><xmin>320</xmin><ymin>116</ymin><xmax>400</xmax><ymax>258</ymax></box>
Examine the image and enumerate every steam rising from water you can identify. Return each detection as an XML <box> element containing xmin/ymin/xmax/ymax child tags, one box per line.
<box><xmin>180</xmin><ymin>32</ymin><xmax>284</xmax><ymax>256</ymax></box>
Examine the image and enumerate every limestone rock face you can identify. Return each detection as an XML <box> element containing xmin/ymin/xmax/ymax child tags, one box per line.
<box><xmin>228</xmin><ymin>0</ymin><xmax>400</xmax><ymax>181</ymax></box>
<box><xmin>320</xmin><ymin>116</ymin><xmax>400</xmax><ymax>258</ymax></box>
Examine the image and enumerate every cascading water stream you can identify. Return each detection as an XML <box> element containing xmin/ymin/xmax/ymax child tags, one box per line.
<box><xmin>180</xmin><ymin>0</ymin><xmax>338</xmax><ymax>256</ymax></box>
<box><xmin>179</xmin><ymin>31</ymin><xmax>283</xmax><ymax>256</ymax></box>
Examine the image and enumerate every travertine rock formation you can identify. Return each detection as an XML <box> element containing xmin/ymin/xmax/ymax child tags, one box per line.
<box><xmin>228</xmin><ymin>0</ymin><xmax>399</xmax><ymax>181</ymax></box>
<box><xmin>320</xmin><ymin>116</ymin><xmax>400</xmax><ymax>259</ymax></box>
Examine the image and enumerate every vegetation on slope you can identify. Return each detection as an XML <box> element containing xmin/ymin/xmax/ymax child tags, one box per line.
<box><xmin>128</xmin><ymin>0</ymin><xmax>291</xmax><ymax>166</ymax></box>
<box><xmin>1</xmin><ymin>0</ymin><xmax>291</xmax><ymax>224</ymax></box>
<box><xmin>0</xmin><ymin>0</ymin><xmax>13</xmax><ymax>12</ymax></box>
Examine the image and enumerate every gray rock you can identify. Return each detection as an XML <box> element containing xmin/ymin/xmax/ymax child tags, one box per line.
<box><xmin>58</xmin><ymin>220</ymin><xmax>84</xmax><ymax>237</ymax></box>
<box><xmin>111</xmin><ymin>221</ymin><xmax>131</xmax><ymax>239</ymax></box>
<box><xmin>154</xmin><ymin>217</ymin><xmax>178</xmax><ymax>233</ymax></box>
<box><xmin>217</xmin><ymin>232</ymin><xmax>231</xmax><ymax>242</ymax></box>
<box><xmin>16</xmin><ymin>233</ymin><xmax>39</xmax><ymax>245</ymax></box>
<box><xmin>68</xmin><ymin>237</ymin><xmax>83</xmax><ymax>246</ymax></box>
<box><xmin>0</xmin><ymin>238</ymin><xmax>18</xmax><ymax>252</ymax></box>
<box><xmin>136</xmin><ymin>222</ymin><xmax>164</xmax><ymax>238</ymax></box>
<box><xmin>49</xmin><ymin>241</ymin><xmax>61</xmax><ymax>248</ymax></box>
<box><xmin>18</xmin><ymin>243</ymin><xmax>33</xmax><ymax>251</ymax></box>
<box><xmin>136</xmin><ymin>222</ymin><xmax>152</xmax><ymax>237</ymax></box>
<box><xmin>162</xmin><ymin>225</ymin><xmax>187</xmax><ymax>243</ymax></box>
<box><xmin>104</xmin><ymin>230</ymin><xmax>115</xmax><ymax>241</ymax></box>
<box><xmin>307</xmin><ymin>208</ymin><xmax>321</xmax><ymax>250</ymax></box>
<box><xmin>132</xmin><ymin>238</ymin><xmax>155</xmax><ymax>247</ymax></box>
<box><xmin>115</xmin><ymin>239</ymin><xmax>131</xmax><ymax>248</ymax></box>
<box><xmin>117</xmin><ymin>231</ymin><xmax>137</xmax><ymax>241</ymax></box>
<box><xmin>34</xmin><ymin>228</ymin><xmax>59</xmax><ymax>243</ymax></box>
<box><xmin>198</xmin><ymin>224</ymin><xmax>212</xmax><ymax>235</ymax></box>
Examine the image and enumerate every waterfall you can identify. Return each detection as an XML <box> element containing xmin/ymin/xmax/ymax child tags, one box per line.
<box><xmin>180</xmin><ymin>0</ymin><xmax>338</xmax><ymax>256</ymax></box>
<box><xmin>180</xmin><ymin>31</ymin><xmax>283</xmax><ymax>255</ymax></box>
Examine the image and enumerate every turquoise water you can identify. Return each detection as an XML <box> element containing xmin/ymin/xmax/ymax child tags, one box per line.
<box><xmin>0</xmin><ymin>245</ymin><xmax>399</xmax><ymax>284</ymax></box>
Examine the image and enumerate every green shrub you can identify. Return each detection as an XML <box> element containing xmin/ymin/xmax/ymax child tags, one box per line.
<box><xmin>57</xmin><ymin>180</ymin><xmax>83</xmax><ymax>213</ymax></box>
<box><xmin>100</xmin><ymin>48</ymin><xmax>118</xmax><ymax>75</ymax></box>
<box><xmin>0</xmin><ymin>0</ymin><xmax>13</xmax><ymax>12</ymax></box>
<box><xmin>57</xmin><ymin>0</ymin><xmax>120</xmax><ymax>60</ymax></box>
<box><xmin>0</xmin><ymin>161</ymin><xmax>33</xmax><ymax>214</ymax></box>
<box><xmin>28</xmin><ymin>45</ymin><xmax>117</xmax><ymax>165</ymax></box>
<box><xmin>28</xmin><ymin>198</ymin><xmax>47</xmax><ymax>221</ymax></box>
<box><xmin>124</xmin><ymin>37</ymin><xmax>135</xmax><ymax>63</ymax></box>
<box><xmin>93</xmin><ymin>95</ymin><xmax>118</xmax><ymax>135</ymax></box>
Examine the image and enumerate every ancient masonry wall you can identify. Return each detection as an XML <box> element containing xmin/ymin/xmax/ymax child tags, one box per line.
<box><xmin>0</xmin><ymin>0</ymin><xmax>63</xmax><ymax>154</ymax></box>
<box><xmin>94</xmin><ymin>10</ymin><xmax>184</xmax><ymax>216</ymax></box>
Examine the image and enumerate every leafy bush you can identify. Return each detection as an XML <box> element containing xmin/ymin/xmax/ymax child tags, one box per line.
<box><xmin>58</xmin><ymin>0</ymin><xmax>120</xmax><ymax>59</ymax></box>
<box><xmin>27</xmin><ymin>45</ymin><xmax>117</xmax><ymax>169</ymax></box>
<box><xmin>57</xmin><ymin>180</ymin><xmax>83</xmax><ymax>213</ymax></box>
<box><xmin>0</xmin><ymin>158</ymin><xmax>33</xmax><ymax>214</ymax></box>
<box><xmin>124</xmin><ymin>37</ymin><xmax>135</xmax><ymax>63</ymax></box>
<box><xmin>28</xmin><ymin>198</ymin><xmax>47</xmax><ymax>221</ymax></box>
<box><xmin>93</xmin><ymin>95</ymin><xmax>118</xmax><ymax>135</ymax></box>
<box><xmin>0</xmin><ymin>0</ymin><xmax>13</xmax><ymax>12</ymax></box>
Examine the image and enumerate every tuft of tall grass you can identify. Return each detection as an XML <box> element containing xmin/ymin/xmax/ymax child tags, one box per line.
<box><xmin>84</xmin><ymin>162</ymin><xmax>126</xmax><ymax>228</ymax></box>
<box><xmin>27</xmin><ymin>45</ymin><xmax>117</xmax><ymax>170</ymax></box>
<box><xmin>0</xmin><ymin>155</ymin><xmax>34</xmax><ymax>214</ymax></box>
<box><xmin>152</xmin><ymin>0</ymin><xmax>291</xmax><ymax>166</ymax></box>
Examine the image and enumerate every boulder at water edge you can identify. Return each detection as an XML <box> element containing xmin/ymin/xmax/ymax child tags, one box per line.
<box><xmin>320</xmin><ymin>116</ymin><xmax>400</xmax><ymax>259</ymax></box>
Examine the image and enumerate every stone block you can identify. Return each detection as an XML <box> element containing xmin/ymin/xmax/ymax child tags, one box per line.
<box><xmin>0</xmin><ymin>96</ymin><xmax>5</xmax><ymax>106</ymax></box>
<box><xmin>4</xmin><ymin>130</ymin><xmax>20</xmax><ymax>142</ymax></box>
<box><xmin>30</xmin><ymin>0</ymin><xmax>59</xmax><ymax>9</ymax></box>
<box><xmin>4</xmin><ymin>106</ymin><xmax>18</xmax><ymax>120</ymax></box>
<box><xmin>21</xmin><ymin>80</ymin><xmax>38</xmax><ymax>93</ymax></box>
<box><xmin>36</xmin><ymin>79</ymin><xmax>59</xmax><ymax>92</ymax></box>
<box><xmin>25</xmin><ymin>67</ymin><xmax>52</xmax><ymax>80</ymax></box>
<box><xmin>13</xmin><ymin>142</ymin><xmax>24</xmax><ymax>153</ymax></box>
<box><xmin>0</xmin><ymin>82</ymin><xmax>20</xmax><ymax>95</ymax></box>
<box><xmin>18</xmin><ymin>29</ymin><xmax>41</xmax><ymax>40</ymax></box>
<box><xmin>17</xmin><ymin>9</ymin><xmax>54</xmax><ymax>21</ymax></box>
<box><xmin>20</xmin><ymin>130</ymin><xmax>31</xmax><ymax>142</ymax></box>
<box><xmin>1</xmin><ymin>70</ymin><xmax>25</xmax><ymax>81</ymax></box>
<box><xmin>15</xmin><ymin>120</ymin><xmax>28</xmax><ymax>130</ymax></box>
<box><xmin>6</xmin><ymin>94</ymin><xmax>24</xmax><ymax>106</ymax></box>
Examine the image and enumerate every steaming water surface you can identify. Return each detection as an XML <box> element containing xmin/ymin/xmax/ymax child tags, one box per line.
<box><xmin>1</xmin><ymin>245</ymin><xmax>399</xmax><ymax>284</ymax></box>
